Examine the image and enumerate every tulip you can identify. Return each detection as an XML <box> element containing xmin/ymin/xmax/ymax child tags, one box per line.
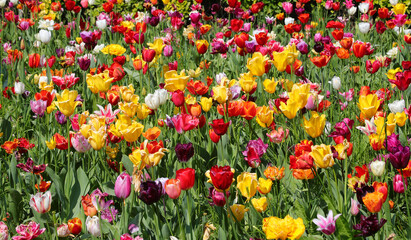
<box><xmin>206</xmin><ymin>165</ymin><xmax>234</xmax><ymax>192</ymax></box>
<box><xmin>68</xmin><ymin>217</ymin><xmax>82</xmax><ymax>235</ymax></box>
<box><xmin>138</xmin><ymin>180</ymin><xmax>163</xmax><ymax>205</ymax></box>
<box><xmin>78</xmin><ymin>55</ymin><xmax>91</xmax><ymax>71</ymax></box>
<box><xmin>304</xmin><ymin>111</ymin><xmax>326</xmax><ymax>138</ymax></box>
<box><xmin>388</xmin><ymin>99</ymin><xmax>405</xmax><ymax>113</ymax></box>
<box><xmin>282</xmin><ymin>2</ymin><xmax>293</xmax><ymax>14</ymax></box>
<box><xmin>200</xmin><ymin>97</ymin><xmax>213</xmax><ymax>112</ymax></box>
<box><xmin>55</xmin><ymin>111</ymin><xmax>67</xmax><ymax>125</ymax></box>
<box><xmin>164</xmin><ymin>179</ymin><xmax>181</xmax><ymax>199</ymax></box>
<box><xmin>87</xmin><ymin>128</ymin><xmax>107</xmax><ymax>150</ymax></box>
<box><xmin>229</xmin><ymin>204</ymin><xmax>248</xmax><ymax>221</ymax></box>
<box><xmin>96</xmin><ymin>19</ymin><xmax>107</xmax><ymax>30</ymax></box>
<box><xmin>38</xmin><ymin>30</ymin><xmax>51</xmax><ymax>43</ymax></box>
<box><xmin>30</xmin><ymin>99</ymin><xmax>48</xmax><ymax>118</ymax></box>
<box><xmin>363</xmin><ymin>191</ymin><xmax>384</xmax><ymax>213</ymax></box>
<box><xmin>57</xmin><ymin>224</ymin><xmax>70</xmax><ymax>237</ymax></box>
<box><xmin>164</xmin><ymin>70</ymin><xmax>190</xmax><ymax>92</ymax></box>
<box><xmin>236</xmin><ymin>172</ymin><xmax>258</xmax><ymax>200</ymax></box>
<box><xmin>195</xmin><ymin>40</ymin><xmax>209</xmax><ymax>54</ymax></box>
<box><xmin>145</xmin><ymin>89</ymin><xmax>168</xmax><ymax>110</ymax></box>
<box><xmin>175</xmin><ymin>143</ymin><xmax>194</xmax><ymax>162</ymax></box>
<box><xmin>71</xmin><ymin>132</ymin><xmax>91</xmax><ymax>153</ymax></box>
<box><xmin>310</xmin><ymin>144</ymin><xmax>334</xmax><ymax>168</ymax></box>
<box><xmin>209</xmin><ymin>119</ymin><xmax>230</xmax><ymax>136</ymax></box>
<box><xmin>176</xmin><ymin>168</ymin><xmax>195</xmax><ymax>190</ymax></box>
<box><xmin>393</xmin><ymin>174</ymin><xmax>407</xmax><ymax>193</ymax></box>
<box><xmin>29</xmin><ymin>191</ymin><xmax>52</xmax><ymax>214</ymax></box>
<box><xmin>389</xmin><ymin>145</ymin><xmax>410</xmax><ymax>169</ymax></box>
<box><xmin>357</xmin><ymin>94</ymin><xmax>380</xmax><ymax>119</ymax></box>
<box><xmin>14</xmin><ymin>221</ymin><xmax>46</xmax><ymax>239</ymax></box>
<box><xmin>257</xmin><ymin>178</ymin><xmax>272</xmax><ymax>194</ymax></box>
<box><xmin>370</xmin><ymin>160</ymin><xmax>385</xmax><ymax>177</ymax></box>
<box><xmin>115</xmin><ymin>172</ymin><xmax>132</xmax><ymax>199</ymax></box>
<box><xmin>351</xmin><ymin>198</ymin><xmax>361</xmax><ymax>215</ymax></box>
<box><xmin>353</xmin><ymin>214</ymin><xmax>386</xmax><ymax>237</ymax></box>
<box><xmin>313</xmin><ymin>210</ymin><xmax>341</xmax><ymax>235</ymax></box>
<box><xmin>246</xmin><ymin>52</ymin><xmax>267</xmax><ymax>76</ymax></box>
<box><xmin>0</xmin><ymin>222</ymin><xmax>8</xmax><ymax>240</ymax></box>
<box><xmin>251</xmin><ymin>197</ymin><xmax>268</xmax><ymax>213</ymax></box>
<box><xmin>358</xmin><ymin>2</ymin><xmax>369</xmax><ymax>13</ymax></box>
<box><xmin>263</xmin><ymin>215</ymin><xmax>305</xmax><ymax>240</ymax></box>
<box><xmin>163</xmin><ymin>45</ymin><xmax>173</xmax><ymax>57</ymax></box>
<box><xmin>14</xmin><ymin>81</ymin><xmax>25</xmax><ymax>95</ymax></box>
<box><xmin>29</xmin><ymin>53</ymin><xmax>41</xmax><ymax>68</ymax></box>
<box><xmin>82</xmin><ymin>194</ymin><xmax>98</xmax><ymax>216</ymax></box>
<box><xmin>86</xmin><ymin>216</ymin><xmax>101</xmax><ymax>237</ymax></box>
<box><xmin>55</xmin><ymin>89</ymin><xmax>81</xmax><ymax>117</ymax></box>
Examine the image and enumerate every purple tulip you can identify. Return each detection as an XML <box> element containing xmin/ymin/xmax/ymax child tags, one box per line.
<box><xmin>115</xmin><ymin>172</ymin><xmax>132</xmax><ymax>199</ymax></box>
<box><xmin>78</xmin><ymin>55</ymin><xmax>91</xmax><ymax>71</ymax></box>
<box><xmin>328</xmin><ymin>118</ymin><xmax>354</xmax><ymax>139</ymax></box>
<box><xmin>30</xmin><ymin>99</ymin><xmax>47</xmax><ymax>118</ymax></box>
<box><xmin>189</xmin><ymin>11</ymin><xmax>201</xmax><ymax>25</ymax></box>
<box><xmin>175</xmin><ymin>143</ymin><xmax>194</xmax><ymax>162</ymax></box>
<box><xmin>314</xmin><ymin>33</ymin><xmax>322</xmax><ymax>42</ymax></box>
<box><xmin>353</xmin><ymin>214</ymin><xmax>386</xmax><ymax>237</ymax></box>
<box><xmin>163</xmin><ymin>45</ymin><xmax>173</xmax><ymax>57</ymax></box>
<box><xmin>314</xmin><ymin>42</ymin><xmax>324</xmax><ymax>53</ymax></box>
<box><xmin>55</xmin><ymin>111</ymin><xmax>67</xmax><ymax>125</ymax></box>
<box><xmin>295</xmin><ymin>7</ymin><xmax>305</xmax><ymax>15</ymax></box>
<box><xmin>138</xmin><ymin>180</ymin><xmax>162</xmax><ymax>205</ymax></box>
<box><xmin>389</xmin><ymin>145</ymin><xmax>410</xmax><ymax>169</ymax></box>
<box><xmin>296</xmin><ymin>40</ymin><xmax>308</xmax><ymax>54</ymax></box>
<box><xmin>211</xmin><ymin>41</ymin><xmax>228</xmax><ymax>54</ymax></box>
<box><xmin>245</xmin><ymin>40</ymin><xmax>257</xmax><ymax>53</ymax></box>
<box><xmin>148</xmin><ymin>16</ymin><xmax>159</xmax><ymax>27</ymax></box>
<box><xmin>384</xmin><ymin>133</ymin><xmax>401</xmax><ymax>153</ymax></box>
<box><xmin>56</xmin><ymin>48</ymin><xmax>65</xmax><ymax>58</ymax></box>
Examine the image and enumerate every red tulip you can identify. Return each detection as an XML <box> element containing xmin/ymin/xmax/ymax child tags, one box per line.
<box><xmin>209</xmin><ymin>119</ymin><xmax>230</xmax><ymax>136</ymax></box>
<box><xmin>142</xmin><ymin>48</ymin><xmax>156</xmax><ymax>62</ymax></box>
<box><xmin>176</xmin><ymin>168</ymin><xmax>195</xmax><ymax>190</ymax></box>
<box><xmin>165</xmin><ymin>179</ymin><xmax>181</xmax><ymax>199</ymax></box>
<box><xmin>230</xmin><ymin>19</ymin><xmax>244</xmax><ymax>32</ymax></box>
<box><xmin>209</xmin><ymin>165</ymin><xmax>234</xmax><ymax>192</ymax></box>
<box><xmin>209</xmin><ymin>129</ymin><xmax>221</xmax><ymax>143</ymax></box>
<box><xmin>29</xmin><ymin>53</ymin><xmax>40</xmax><ymax>68</ymax></box>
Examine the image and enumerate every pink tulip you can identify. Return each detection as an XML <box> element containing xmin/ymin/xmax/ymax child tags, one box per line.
<box><xmin>282</xmin><ymin>2</ymin><xmax>293</xmax><ymax>14</ymax></box>
<box><xmin>29</xmin><ymin>191</ymin><xmax>52</xmax><ymax>214</ymax></box>
<box><xmin>115</xmin><ymin>172</ymin><xmax>132</xmax><ymax>199</ymax></box>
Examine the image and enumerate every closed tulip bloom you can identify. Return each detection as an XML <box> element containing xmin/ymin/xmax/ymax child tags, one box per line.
<box><xmin>71</xmin><ymin>132</ymin><xmax>91</xmax><ymax>153</ymax></box>
<box><xmin>86</xmin><ymin>216</ymin><xmax>101</xmax><ymax>237</ymax></box>
<box><xmin>263</xmin><ymin>78</ymin><xmax>278</xmax><ymax>93</ymax></box>
<box><xmin>115</xmin><ymin>172</ymin><xmax>132</xmax><ymax>199</ymax></box>
<box><xmin>313</xmin><ymin>210</ymin><xmax>341</xmax><ymax>235</ymax></box>
<box><xmin>29</xmin><ymin>191</ymin><xmax>52</xmax><ymax>214</ymax></box>
<box><xmin>251</xmin><ymin>197</ymin><xmax>268</xmax><ymax>213</ymax></box>
<box><xmin>138</xmin><ymin>180</ymin><xmax>163</xmax><ymax>205</ymax></box>
<box><xmin>389</xmin><ymin>145</ymin><xmax>410</xmax><ymax>169</ymax></box>
<box><xmin>78</xmin><ymin>55</ymin><xmax>91</xmax><ymax>71</ymax></box>
<box><xmin>164</xmin><ymin>179</ymin><xmax>181</xmax><ymax>199</ymax></box>
<box><xmin>362</xmin><ymin>191</ymin><xmax>384</xmax><ymax>213</ymax></box>
<box><xmin>200</xmin><ymin>97</ymin><xmax>213</xmax><ymax>112</ymax></box>
<box><xmin>236</xmin><ymin>172</ymin><xmax>258</xmax><ymax>200</ymax></box>
<box><xmin>163</xmin><ymin>45</ymin><xmax>173</xmax><ymax>57</ymax></box>
<box><xmin>304</xmin><ymin>111</ymin><xmax>326</xmax><ymax>138</ymax></box>
<box><xmin>57</xmin><ymin>224</ymin><xmax>70</xmax><ymax>237</ymax></box>
<box><xmin>196</xmin><ymin>40</ymin><xmax>209</xmax><ymax>54</ymax></box>
<box><xmin>311</xmin><ymin>144</ymin><xmax>334</xmax><ymax>168</ymax></box>
<box><xmin>30</xmin><ymin>99</ymin><xmax>48</xmax><ymax>118</ymax></box>
<box><xmin>247</xmin><ymin>52</ymin><xmax>267</xmax><ymax>76</ymax></box>
<box><xmin>14</xmin><ymin>81</ymin><xmax>25</xmax><ymax>95</ymax></box>
<box><xmin>357</xmin><ymin>94</ymin><xmax>380</xmax><ymax>119</ymax></box>
<box><xmin>55</xmin><ymin>89</ymin><xmax>81</xmax><ymax>117</ymax></box>
<box><xmin>280</xmin><ymin>99</ymin><xmax>300</xmax><ymax>119</ymax></box>
<box><xmin>351</xmin><ymin>198</ymin><xmax>361</xmax><ymax>215</ymax></box>
<box><xmin>142</xmin><ymin>48</ymin><xmax>156</xmax><ymax>62</ymax></box>
<box><xmin>206</xmin><ymin>165</ymin><xmax>235</xmax><ymax>192</ymax></box>
<box><xmin>257</xmin><ymin>178</ymin><xmax>272</xmax><ymax>194</ymax></box>
<box><xmin>393</xmin><ymin>174</ymin><xmax>407</xmax><ymax>193</ymax></box>
<box><xmin>96</xmin><ymin>19</ymin><xmax>107</xmax><ymax>30</ymax></box>
<box><xmin>209</xmin><ymin>119</ymin><xmax>231</xmax><ymax>136</ymax></box>
<box><xmin>175</xmin><ymin>143</ymin><xmax>194</xmax><ymax>162</ymax></box>
<box><xmin>176</xmin><ymin>168</ymin><xmax>195</xmax><ymax>190</ymax></box>
<box><xmin>87</xmin><ymin>128</ymin><xmax>107</xmax><ymax>150</ymax></box>
<box><xmin>370</xmin><ymin>160</ymin><xmax>385</xmax><ymax>177</ymax></box>
<box><xmin>38</xmin><ymin>29</ymin><xmax>51</xmax><ymax>43</ymax></box>
<box><xmin>212</xmin><ymin>85</ymin><xmax>228</xmax><ymax>104</ymax></box>
<box><xmin>229</xmin><ymin>204</ymin><xmax>248</xmax><ymax>221</ymax></box>
<box><xmin>68</xmin><ymin>217</ymin><xmax>82</xmax><ymax>235</ymax></box>
<box><xmin>256</xmin><ymin>106</ymin><xmax>274</xmax><ymax>128</ymax></box>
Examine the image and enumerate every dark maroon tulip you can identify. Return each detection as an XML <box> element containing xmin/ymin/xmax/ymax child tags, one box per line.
<box><xmin>389</xmin><ymin>145</ymin><xmax>410</xmax><ymax>169</ymax></box>
<box><xmin>78</xmin><ymin>56</ymin><xmax>91</xmax><ymax>71</ymax></box>
<box><xmin>353</xmin><ymin>214</ymin><xmax>386</xmax><ymax>237</ymax></box>
<box><xmin>17</xmin><ymin>158</ymin><xmax>47</xmax><ymax>174</ymax></box>
<box><xmin>138</xmin><ymin>180</ymin><xmax>162</xmax><ymax>205</ymax></box>
<box><xmin>175</xmin><ymin>143</ymin><xmax>194</xmax><ymax>162</ymax></box>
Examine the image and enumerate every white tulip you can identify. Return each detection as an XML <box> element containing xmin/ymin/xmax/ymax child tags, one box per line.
<box><xmin>358</xmin><ymin>2</ymin><xmax>369</xmax><ymax>13</ymax></box>
<box><xmin>370</xmin><ymin>160</ymin><xmax>385</xmax><ymax>177</ymax></box>
<box><xmin>96</xmin><ymin>19</ymin><xmax>107</xmax><ymax>30</ymax></box>
<box><xmin>387</xmin><ymin>47</ymin><xmax>398</xmax><ymax>59</ymax></box>
<box><xmin>390</xmin><ymin>0</ymin><xmax>398</xmax><ymax>6</ymax></box>
<box><xmin>284</xmin><ymin>17</ymin><xmax>295</xmax><ymax>25</ymax></box>
<box><xmin>38</xmin><ymin>30</ymin><xmax>52</xmax><ymax>43</ymax></box>
<box><xmin>88</xmin><ymin>0</ymin><xmax>95</xmax><ymax>5</ymax></box>
<box><xmin>358</xmin><ymin>22</ymin><xmax>370</xmax><ymax>34</ymax></box>
<box><xmin>145</xmin><ymin>93</ymin><xmax>160</xmax><ymax>110</ymax></box>
<box><xmin>330</xmin><ymin>76</ymin><xmax>341</xmax><ymax>90</ymax></box>
<box><xmin>86</xmin><ymin>216</ymin><xmax>101</xmax><ymax>237</ymax></box>
<box><xmin>0</xmin><ymin>0</ymin><xmax>6</xmax><ymax>7</ymax></box>
<box><xmin>348</xmin><ymin>7</ymin><xmax>357</xmax><ymax>16</ymax></box>
<box><xmin>388</xmin><ymin>100</ymin><xmax>405</xmax><ymax>113</ymax></box>
<box><xmin>14</xmin><ymin>81</ymin><xmax>25</xmax><ymax>95</ymax></box>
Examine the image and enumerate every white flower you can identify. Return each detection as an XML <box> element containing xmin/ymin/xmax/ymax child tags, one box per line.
<box><xmin>96</xmin><ymin>19</ymin><xmax>107</xmax><ymax>30</ymax></box>
<box><xmin>88</xmin><ymin>0</ymin><xmax>96</xmax><ymax>5</ymax></box>
<box><xmin>145</xmin><ymin>89</ymin><xmax>169</xmax><ymax>109</ymax></box>
<box><xmin>284</xmin><ymin>17</ymin><xmax>295</xmax><ymax>25</ymax></box>
<box><xmin>356</xmin><ymin>117</ymin><xmax>377</xmax><ymax>136</ymax></box>
<box><xmin>93</xmin><ymin>44</ymin><xmax>105</xmax><ymax>53</ymax></box>
<box><xmin>38</xmin><ymin>76</ymin><xmax>49</xmax><ymax>88</ymax></box>
<box><xmin>358</xmin><ymin>2</ymin><xmax>369</xmax><ymax>13</ymax></box>
<box><xmin>0</xmin><ymin>0</ymin><xmax>7</xmax><ymax>7</ymax></box>
<box><xmin>29</xmin><ymin>191</ymin><xmax>52</xmax><ymax>214</ymax></box>
<box><xmin>348</xmin><ymin>7</ymin><xmax>357</xmax><ymax>16</ymax></box>
<box><xmin>358</xmin><ymin>22</ymin><xmax>371</xmax><ymax>34</ymax></box>
<box><xmin>135</xmin><ymin>12</ymin><xmax>146</xmax><ymax>23</ymax></box>
<box><xmin>388</xmin><ymin>99</ymin><xmax>405</xmax><ymax>113</ymax></box>
<box><xmin>330</xmin><ymin>76</ymin><xmax>341</xmax><ymax>90</ymax></box>
<box><xmin>14</xmin><ymin>82</ymin><xmax>25</xmax><ymax>95</ymax></box>
<box><xmin>390</xmin><ymin>0</ymin><xmax>398</xmax><ymax>6</ymax></box>
<box><xmin>215</xmin><ymin>72</ymin><xmax>227</xmax><ymax>84</ymax></box>
<box><xmin>370</xmin><ymin>160</ymin><xmax>385</xmax><ymax>177</ymax></box>
<box><xmin>38</xmin><ymin>19</ymin><xmax>55</xmax><ymax>31</ymax></box>
<box><xmin>156</xmin><ymin>89</ymin><xmax>169</xmax><ymax>105</ymax></box>
<box><xmin>324</xmin><ymin>121</ymin><xmax>332</xmax><ymax>135</ymax></box>
<box><xmin>386</xmin><ymin>47</ymin><xmax>398</xmax><ymax>59</ymax></box>
<box><xmin>86</xmin><ymin>216</ymin><xmax>101</xmax><ymax>237</ymax></box>
<box><xmin>37</xmin><ymin>30</ymin><xmax>52</xmax><ymax>43</ymax></box>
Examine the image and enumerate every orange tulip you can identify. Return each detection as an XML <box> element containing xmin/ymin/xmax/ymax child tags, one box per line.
<box><xmin>372</xmin><ymin>182</ymin><xmax>388</xmax><ymax>203</ymax></box>
<box><xmin>353</xmin><ymin>42</ymin><xmax>366</xmax><ymax>58</ymax></box>
<box><xmin>292</xmin><ymin>168</ymin><xmax>315</xmax><ymax>180</ymax></box>
<box><xmin>310</xmin><ymin>55</ymin><xmax>331</xmax><ymax>68</ymax></box>
<box><xmin>241</xmin><ymin>101</ymin><xmax>257</xmax><ymax>120</ymax></box>
<box><xmin>362</xmin><ymin>191</ymin><xmax>384</xmax><ymax>213</ymax></box>
<box><xmin>336</xmin><ymin>48</ymin><xmax>350</xmax><ymax>59</ymax></box>
<box><xmin>142</xmin><ymin>127</ymin><xmax>161</xmax><ymax>140</ymax></box>
<box><xmin>339</xmin><ymin>38</ymin><xmax>353</xmax><ymax>49</ymax></box>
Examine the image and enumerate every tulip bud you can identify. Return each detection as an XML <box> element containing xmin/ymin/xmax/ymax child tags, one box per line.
<box><xmin>68</xmin><ymin>217</ymin><xmax>82</xmax><ymax>235</ymax></box>
<box><xmin>20</xmin><ymin>39</ymin><xmax>25</xmax><ymax>50</ymax></box>
<box><xmin>331</xmin><ymin>76</ymin><xmax>341</xmax><ymax>90</ymax></box>
<box><xmin>14</xmin><ymin>81</ymin><xmax>25</xmax><ymax>95</ymax></box>
<box><xmin>86</xmin><ymin>216</ymin><xmax>101</xmax><ymax>237</ymax></box>
<box><xmin>115</xmin><ymin>172</ymin><xmax>132</xmax><ymax>199</ymax></box>
<box><xmin>164</xmin><ymin>179</ymin><xmax>181</xmax><ymax>199</ymax></box>
<box><xmin>393</xmin><ymin>174</ymin><xmax>407</xmax><ymax>193</ymax></box>
<box><xmin>350</xmin><ymin>198</ymin><xmax>360</xmax><ymax>215</ymax></box>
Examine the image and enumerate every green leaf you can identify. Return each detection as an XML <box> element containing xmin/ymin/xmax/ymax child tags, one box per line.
<box><xmin>0</xmin><ymin>118</ymin><xmax>12</xmax><ymax>141</ymax></box>
<box><xmin>46</xmin><ymin>168</ymin><xmax>68</xmax><ymax>210</ymax></box>
<box><xmin>122</xmin><ymin>154</ymin><xmax>134</xmax><ymax>175</ymax></box>
<box><xmin>322</xmin><ymin>194</ymin><xmax>353</xmax><ymax>239</ymax></box>
<box><xmin>7</xmin><ymin>188</ymin><xmax>22</xmax><ymax>224</ymax></box>
<box><xmin>218</xmin><ymin>227</ymin><xmax>227</xmax><ymax>240</ymax></box>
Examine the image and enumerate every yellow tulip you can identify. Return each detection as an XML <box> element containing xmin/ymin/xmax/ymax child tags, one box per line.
<box><xmin>164</xmin><ymin>70</ymin><xmax>190</xmax><ymax>92</ymax></box>
<box><xmin>229</xmin><ymin>204</ymin><xmax>248</xmax><ymax>222</ymax></box>
<box><xmin>247</xmin><ymin>52</ymin><xmax>267</xmax><ymax>76</ymax></box>
<box><xmin>212</xmin><ymin>85</ymin><xmax>228</xmax><ymax>104</ymax></box>
<box><xmin>46</xmin><ymin>102</ymin><xmax>56</xmax><ymax>114</ymax></box>
<box><xmin>238</xmin><ymin>72</ymin><xmax>256</xmax><ymax>93</ymax></box>
<box><xmin>200</xmin><ymin>97</ymin><xmax>213</xmax><ymax>112</ymax></box>
<box><xmin>385</xmin><ymin>68</ymin><xmax>402</xmax><ymax>80</ymax></box>
<box><xmin>187</xmin><ymin>68</ymin><xmax>202</xmax><ymax>78</ymax></box>
<box><xmin>279</xmin><ymin>99</ymin><xmax>300</xmax><ymax>119</ymax></box>
<box><xmin>79</xmin><ymin>124</ymin><xmax>91</xmax><ymax>139</ymax></box>
<box><xmin>393</xmin><ymin>3</ymin><xmax>407</xmax><ymax>15</ymax></box>
<box><xmin>303</xmin><ymin>111</ymin><xmax>326</xmax><ymax>138</ymax></box>
<box><xmin>101</xmin><ymin>44</ymin><xmax>126</xmax><ymax>56</ymax></box>
<box><xmin>386</xmin><ymin>113</ymin><xmax>396</xmax><ymax>136</ymax></box>
<box><xmin>140</xmin><ymin>140</ymin><xmax>168</xmax><ymax>168</ymax></box>
<box><xmin>86</xmin><ymin>70</ymin><xmax>113</xmax><ymax>93</ymax></box>
<box><xmin>251</xmin><ymin>197</ymin><xmax>268</xmax><ymax>213</ymax></box>
<box><xmin>395</xmin><ymin>111</ymin><xmax>407</xmax><ymax>127</ymax></box>
<box><xmin>310</xmin><ymin>144</ymin><xmax>335</xmax><ymax>169</ymax></box>
<box><xmin>129</xmin><ymin>149</ymin><xmax>145</xmax><ymax>170</ymax></box>
<box><xmin>263</xmin><ymin>78</ymin><xmax>278</xmax><ymax>93</ymax></box>
<box><xmin>89</xmin><ymin>116</ymin><xmax>106</xmax><ymax>131</ymax></box>
<box><xmin>119</xmin><ymin>121</ymin><xmax>144</xmax><ymax>142</ymax></box>
<box><xmin>271</xmin><ymin>44</ymin><xmax>299</xmax><ymax>72</ymax></box>
<box><xmin>236</xmin><ymin>172</ymin><xmax>258</xmax><ymax>200</ymax></box>
<box><xmin>55</xmin><ymin>89</ymin><xmax>81</xmax><ymax>117</ymax></box>
<box><xmin>87</xmin><ymin>128</ymin><xmax>107</xmax><ymax>150</ymax></box>
<box><xmin>119</xmin><ymin>102</ymin><xmax>138</xmax><ymax>118</ymax></box>
<box><xmin>262</xmin><ymin>215</ymin><xmax>305</xmax><ymax>240</ymax></box>
<box><xmin>45</xmin><ymin>136</ymin><xmax>56</xmax><ymax>150</ymax></box>
<box><xmin>136</xmin><ymin>103</ymin><xmax>151</xmax><ymax>120</ymax></box>
<box><xmin>357</xmin><ymin>94</ymin><xmax>380</xmax><ymax>119</ymax></box>
<box><xmin>257</xmin><ymin>178</ymin><xmax>273</xmax><ymax>194</ymax></box>
<box><xmin>289</xmin><ymin>84</ymin><xmax>310</xmax><ymax>109</ymax></box>
<box><xmin>148</xmin><ymin>38</ymin><xmax>165</xmax><ymax>55</ymax></box>
<box><xmin>256</xmin><ymin>106</ymin><xmax>274</xmax><ymax>128</ymax></box>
